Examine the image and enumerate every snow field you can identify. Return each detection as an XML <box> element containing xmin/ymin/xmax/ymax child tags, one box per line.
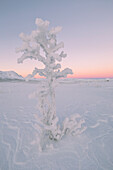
<box><xmin>0</xmin><ymin>79</ymin><xmax>113</xmax><ymax>170</ymax></box>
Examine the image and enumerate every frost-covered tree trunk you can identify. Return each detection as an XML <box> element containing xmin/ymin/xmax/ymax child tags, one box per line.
<box><xmin>17</xmin><ymin>18</ymin><xmax>86</xmax><ymax>150</ymax></box>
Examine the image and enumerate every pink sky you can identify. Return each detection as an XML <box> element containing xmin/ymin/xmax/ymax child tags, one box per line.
<box><xmin>0</xmin><ymin>0</ymin><xmax>113</xmax><ymax>78</ymax></box>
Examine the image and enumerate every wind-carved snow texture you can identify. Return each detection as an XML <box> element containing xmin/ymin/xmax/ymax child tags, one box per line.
<box><xmin>16</xmin><ymin>18</ymin><xmax>86</xmax><ymax>150</ymax></box>
<box><xmin>0</xmin><ymin>79</ymin><xmax>113</xmax><ymax>169</ymax></box>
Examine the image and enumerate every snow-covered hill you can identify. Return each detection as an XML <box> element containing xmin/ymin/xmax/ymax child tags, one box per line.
<box><xmin>0</xmin><ymin>71</ymin><xmax>24</xmax><ymax>80</ymax></box>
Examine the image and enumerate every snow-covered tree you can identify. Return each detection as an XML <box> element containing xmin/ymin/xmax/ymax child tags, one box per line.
<box><xmin>17</xmin><ymin>18</ymin><xmax>86</xmax><ymax>150</ymax></box>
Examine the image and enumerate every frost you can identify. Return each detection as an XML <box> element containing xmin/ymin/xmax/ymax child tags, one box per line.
<box><xmin>35</xmin><ymin>18</ymin><xmax>50</xmax><ymax>31</ymax></box>
<box><xmin>49</xmin><ymin>26</ymin><xmax>62</xmax><ymax>35</ymax></box>
<box><xmin>17</xmin><ymin>18</ymin><xmax>86</xmax><ymax>151</ymax></box>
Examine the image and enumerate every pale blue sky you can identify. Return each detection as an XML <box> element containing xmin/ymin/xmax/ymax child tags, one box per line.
<box><xmin>0</xmin><ymin>0</ymin><xmax>113</xmax><ymax>78</ymax></box>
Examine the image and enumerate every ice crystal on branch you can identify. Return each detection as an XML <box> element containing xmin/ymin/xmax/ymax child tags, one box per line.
<box><xmin>17</xmin><ymin>18</ymin><xmax>86</xmax><ymax>151</ymax></box>
<box><xmin>17</xmin><ymin>18</ymin><xmax>72</xmax><ymax>79</ymax></box>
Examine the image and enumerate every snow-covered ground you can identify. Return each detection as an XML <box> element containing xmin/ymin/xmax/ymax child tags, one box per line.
<box><xmin>0</xmin><ymin>78</ymin><xmax>113</xmax><ymax>170</ymax></box>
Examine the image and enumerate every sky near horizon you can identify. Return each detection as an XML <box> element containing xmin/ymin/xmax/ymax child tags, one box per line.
<box><xmin>0</xmin><ymin>0</ymin><xmax>113</xmax><ymax>78</ymax></box>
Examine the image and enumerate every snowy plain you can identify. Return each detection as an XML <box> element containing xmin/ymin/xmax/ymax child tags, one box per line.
<box><xmin>0</xmin><ymin>78</ymin><xmax>113</xmax><ymax>170</ymax></box>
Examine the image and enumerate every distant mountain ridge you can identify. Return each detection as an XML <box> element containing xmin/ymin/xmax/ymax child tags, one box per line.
<box><xmin>0</xmin><ymin>71</ymin><xmax>24</xmax><ymax>80</ymax></box>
